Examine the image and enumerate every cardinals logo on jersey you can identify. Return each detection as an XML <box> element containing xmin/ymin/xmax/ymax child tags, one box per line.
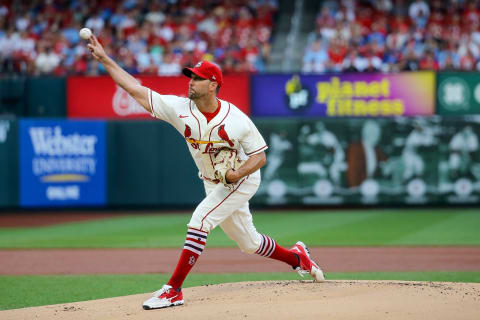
<box><xmin>184</xmin><ymin>124</ymin><xmax>235</xmax><ymax>153</ymax></box>
<box><xmin>184</xmin><ymin>124</ymin><xmax>199</xmax><ymax>149</ymax></box>
<box><xmin>184</xmin><ymin>124</ymin><xmax>191</xmax><ymax>138</ymax></box>
<box><xmin>218</xmin><ymin>125</ymin><xmax>234</xmax><ymax>147</ymax></box>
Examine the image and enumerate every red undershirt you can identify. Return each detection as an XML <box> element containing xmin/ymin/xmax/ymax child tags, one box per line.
<box><xmin>200</xmin><ymin>99</ymin><xmax>221</xmax><ymax>123</ymax></box>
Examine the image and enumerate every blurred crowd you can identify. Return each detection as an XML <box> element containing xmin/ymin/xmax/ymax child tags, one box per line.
<box><xmin>0</xmin><ymin>0</ymin><xmax>277</xmax><ymax>76</ymax></box>
<box><xmin>303</xmin><ymin>0</ymin><xmax>480</xmax><ymax>73</ymax></box>
<box><xmin>4</xmin><ymin>0</ymin><xmax>480</xmax><ymax>77</ymax></box>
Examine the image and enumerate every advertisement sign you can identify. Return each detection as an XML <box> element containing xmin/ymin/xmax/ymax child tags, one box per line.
<box><xmin>20</xmin><ymin>120</ymin><xmax>106</xmax><ymax>207</ymax></box>
<box><xmin>437</xmin><ymin>72</ymin><xmax>480</xmax><ymax>115</ymax></box>
<box><xmin>67</xmin><ymin>75</ymin><xmax>250</xmax><ymax>118</ymax></box>
<box><xmin>251</xmin><ymin>72</ymin><xmax>435</xmax><ymax>117</ymax></box>
<box><xmin>253</xmin><ymin>116</ymin><xmax>480</xmax><ymax>205</ymax></box>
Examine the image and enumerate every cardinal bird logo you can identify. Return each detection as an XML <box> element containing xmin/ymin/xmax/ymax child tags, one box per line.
<box><xmin>218</xmin><ymin>124</ymin><xmax>234</xmax><ymax>147</ymax></box>
<box><xmin>184</xmin><ymin>124</ymin><xmax>199</xmax><ymax>149</ymax></box>
<box><xmin>184</xmin><ymin>124</ymin><xmax>192</xmax><ymax>138</ymax></box>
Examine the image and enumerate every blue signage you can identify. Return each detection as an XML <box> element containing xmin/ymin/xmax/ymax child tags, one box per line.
<box><xmin>20</xmin><ymin>120</ymin><xmax>106</xmax><ymax>207</ymax></box>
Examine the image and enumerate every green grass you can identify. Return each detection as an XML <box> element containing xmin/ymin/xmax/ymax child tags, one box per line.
<box><xmin>1</xmin><ymin>271</ymin><xmax>480</xmax><ymax>310</ymax></box>
<box><xmin>1</xmin><ymin>209</ymin><xmax>478</xmax><ymax>310</ymax></box>
<box><xmin>0</xmin><ymin>209</ymin><xmax>479</xmax><ymax>248</ymax></box>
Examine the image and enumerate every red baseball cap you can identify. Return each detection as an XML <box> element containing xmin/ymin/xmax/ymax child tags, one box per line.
<box><xmin>182</xmin><ymin>61</ymin><xmax>223</xmax><ymax>87</ymax></box>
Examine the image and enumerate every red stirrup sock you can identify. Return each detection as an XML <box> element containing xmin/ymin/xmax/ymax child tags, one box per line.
<box><xmin>255</xmin><ymin>234</ymin><xmax>299</xmax><ymax>268</ymax></box>
<box><xmin>167</xmin><ymin>227</ymin><xmax>208</xmax><ymax>290</ymax></box>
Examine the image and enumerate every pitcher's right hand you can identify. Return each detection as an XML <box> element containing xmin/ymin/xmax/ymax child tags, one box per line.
<box><xmin>87</xmin><ymin>35</ymin><xmax>107</xmax><ymax>62</ymax></box>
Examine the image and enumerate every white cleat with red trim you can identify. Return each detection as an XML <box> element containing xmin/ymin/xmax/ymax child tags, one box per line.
<box><xmin>290</xmin><ymin>241</ymin><xmax>325</xmax><ymax>282</ymax></box>
<box><xmin>143</xmin><ymin>284</ymin><xmax>184</xmax><ymax>310</ymax></box>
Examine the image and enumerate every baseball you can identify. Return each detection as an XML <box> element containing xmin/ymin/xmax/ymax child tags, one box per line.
<box><xmin>79</xmin><ymin>27</ymin><xmax>92</xmax><ymax>40</ymax></box>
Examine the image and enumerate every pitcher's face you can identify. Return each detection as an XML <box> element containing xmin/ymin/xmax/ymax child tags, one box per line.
<box><xmin>188</xmin><ymin>74</ymin><xmax>210</xmax><ymax>99</ymax></box>
<box><xmin>188</xmin><ymin>74</ymin><xmax>219</xmax><ymax>99</ymax></box>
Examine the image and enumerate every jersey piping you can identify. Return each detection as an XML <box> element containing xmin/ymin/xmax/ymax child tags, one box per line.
<box><xmin>189</xmin><ymin>100</ymin><xmax>202</xmax><ymax>140</ymax></box>
<box><xmin>245</xmin><ymin>145</ymin><xmax>268</xmax><ymax>156</ymax></box>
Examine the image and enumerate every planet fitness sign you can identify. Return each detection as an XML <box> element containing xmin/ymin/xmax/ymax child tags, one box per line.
<box><xmin>19</xmin><ymin>120</ymin><xmax>106</xmax><ymax>207</ymax></box>
<box><xmin>251</xmin><ymin>72</ymin><xmax>435</xmax><ymax>117</ymax></box>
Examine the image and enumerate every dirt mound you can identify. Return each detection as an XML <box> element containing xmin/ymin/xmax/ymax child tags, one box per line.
<box><xmin>2</xmin><ymin>280</ymin><xmax>480</xmax><ymax>320</ymax></box>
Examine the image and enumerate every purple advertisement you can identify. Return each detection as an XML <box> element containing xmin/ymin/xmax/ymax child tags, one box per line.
<box><xmin>251</xmin><ymin>72</ymin><xmax>435</xmax><ymax>117</ymax></box>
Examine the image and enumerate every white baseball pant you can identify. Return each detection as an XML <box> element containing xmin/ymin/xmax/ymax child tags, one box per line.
<box><xmin>188</xmin><ymin>172</ymin><xmax>262</xmax><ymax>254</ymax></box>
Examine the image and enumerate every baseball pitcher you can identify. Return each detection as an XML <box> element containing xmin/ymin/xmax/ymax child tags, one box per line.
<box><xmin>86</xmin><ymin>35</ymin><xmax>324</xmax><ymax>310</ymax></box>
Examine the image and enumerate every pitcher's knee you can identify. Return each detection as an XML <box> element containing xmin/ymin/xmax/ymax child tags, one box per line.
<box><xmin>237</xmin><ymin>235</ymin><xmax>262</xmax><ymax>254</ymax></box>
<box><xmin>188</xmin><ymin>216</ymin><xmax>212</xmax><ymax>234</ymax></box>
<box><xmin>239</xmin><ymin>243</ymin><xmax>259</xmax><ymax>254</ymax></box>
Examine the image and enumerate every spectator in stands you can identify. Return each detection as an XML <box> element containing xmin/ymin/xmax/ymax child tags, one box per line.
<box><xmin>328</xmin><ymin>38</ymin><xmax>348</xmax><ymax>72</ymax></box>
<box><xmin>14</xmin><ymin>31</ymin><xmax>36</xmax><ymax>74</ymax></box>
<box><xmin>35</xmin><ymin>45</ymin><xmax>60</xmax><ymax>75</ymax></box>
<box><xmin>409</xmin><ymin>0</ymin><xmax>430</xmax><ymax>23</ymax></box>
<box><xmin>0</xmin><ymin>27</ymin><xmax>17</xmax><ymax>70</ymax></box>
<box><xmin>136</xmin><ymin>46</ymin><xmax>155</xmax><ymax>74</ymax></box>
<box><xmin>402</xmin><ymin>46</ymin><xmax>420</xmax><ymax>71</ymax></box>
<box><xmin>15</xmin><ymin>12</ymin><xmax>30</xmax><ymax>32</ymax></box>
<box><xmin>157</xmin><ymin>52</ymin><xmax>181</xmax><ymax>76</ymax></box>
<box><xmin>4</xmin><ymin>0</ymin><xmax>480</xmax><ymax>76</ymax></box>
<box><xmin>373</xmin><ymin>0</ymin><xmax>393</xmax><ymax>13</ymax></box>
<box><xmin>302</xmin><ymin>39</ymin><xmax>329</xmax><ymax>73</ymax></box>
<box><xmin>419</xmin><ymin>50</ymin><xmax>439</xmax><ymax>70</ymax></box>
<box><xmin>303</xmin><ymin>0</ymin><xmax>480</xmax><ymax>73</ymax></box>
<box><xmin>86</xmin><ymin>11</ymin><xmax>105</xmax><ymax>35</ymax></box>
<box><xmin>0</xmin><ymin>0</ymin><xmax>278</xmax><ymax>76</ymax></box>
<box><xmin>0</xmin><ymin>1</ymin><xmax>8</xmax><ymax>18</ymax></box>
<box><xmin>144</xmin><ymin>2</ymin><xmax>166</xmax><ymax>25</ymax></box>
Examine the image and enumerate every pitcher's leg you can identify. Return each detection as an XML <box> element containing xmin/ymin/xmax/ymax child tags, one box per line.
<box><xmin>167</xmin><ymin>227</ymin><xmax>208</xmax><ymax>290</ymax></box>
<box><xmin>166</xmin><ymin>178</ymin><xmax>259</xmax><ymax>293</ymax></box>
<box><xmin>219</xmin><ymin>204</ymin><xmax>299</xmax><ymax>268</ymax></box>
<box><xmin>188</xmin><ymin>178</ymin><xmax>259</xmax><ymax>233</ymax></box>
<box><xmin>220</xmin><ymin>209</ymin><xmax>324</xmax><ymax>281</ymax></box>
<box><xmin>219</xmin><ymin>201</ymin><xmax>262</xmax><ymax>254</ymax></box>
<box><xmin>142</xmin><ymin>226</ymin><xmax>206</xmax><ymax>310</ymax></box>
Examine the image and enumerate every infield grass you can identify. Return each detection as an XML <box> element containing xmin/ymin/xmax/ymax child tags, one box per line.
<box><xmin>1</xmin><ymin>271</ymin><xmax>480</xmax><ymax>310</ymax></box>
<box><xmin>0</xmin><ymin>209</ymin><xmax>479</xmax><ymax>248</ymax></box>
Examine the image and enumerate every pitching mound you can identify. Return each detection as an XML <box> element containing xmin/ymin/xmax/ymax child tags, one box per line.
<box><xmin>3</xmin><ymin>280</ymin><xmax>480</xmax><ymax>320</ymax></box>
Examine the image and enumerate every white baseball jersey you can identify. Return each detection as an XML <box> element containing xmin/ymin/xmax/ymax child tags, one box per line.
<box><xmin>147</xmin><ymin>89</ymin><xmax>268</xmax><ymax>183</ymax></box>
<box><xmin>147</xmin><ymin>88</ymin><xmax>268</xmax><ymax>250</ymax></box>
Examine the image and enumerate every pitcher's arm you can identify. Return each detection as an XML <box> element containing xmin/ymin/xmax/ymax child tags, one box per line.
<box><xmin>87</xmin><ymin>35</ymin><xmax>150</xmax><ymax>113</ymax></box>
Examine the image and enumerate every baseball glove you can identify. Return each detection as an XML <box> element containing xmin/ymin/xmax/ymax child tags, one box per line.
<box><xmin>213</xmin><ymin>148</ymin><xmax>245</xmax><ymax>188</ymax></box>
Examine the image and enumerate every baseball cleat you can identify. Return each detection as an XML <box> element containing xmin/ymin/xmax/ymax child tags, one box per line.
<box><xmin>142</xmin><ymin>284</ymin><xmax>184</xmax><ymax>310</ymax></box>
<box><xmin>290</xmin><ymin>241</ymin><xmax>325</xmax><ymax>282</ymax></box>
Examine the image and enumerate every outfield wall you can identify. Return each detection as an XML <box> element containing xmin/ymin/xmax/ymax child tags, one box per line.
<box><xmin>106</xmin><ymin>121</ymin><xmax>204</xmax><ymax>207</ymax></box>
<box><xmin>1</xmin><ymin>117</ymin><xmax>479</xmax><ymax>209</ymax></box>
<box><xmin>252</xmin><ymin>117</ymin><xmax>480</xmax><ymax>206</ymax></box>
<box><xmin>0</xmin><ymin>117</ymin><xmax>18</xmax><ymax>207</ymax></box>
<box><xmin>3</xmin><ymin>72</ymin><xmax>480</xmax><ymax>118</ymax></box>
<box><xmin>0</xmin><ymin>118</ymin><xmax>204</xmax><ymax>208</ymax></box>
<box><xmin>1</xmin><ymin>72</ymin><xmax>480</xmax><ymax>208</ymax></box>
